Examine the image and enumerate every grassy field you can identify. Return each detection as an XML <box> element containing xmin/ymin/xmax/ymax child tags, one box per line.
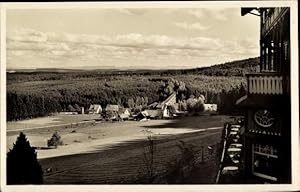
<box><xmin>7</xmin><ymin>115</ymin><xmax>231</xmax><ymax>184</ymax></box>
<box><xmin>7</xmin><ymin>114</ymin><xmax>100</xmax><ymax>131</ymax></box>
<box><xmin>40</xmin><ymin>129</ymin><xmax>223</xmax><ymax>184</ymax></box>
<box><xmin>7</xmin><ymin>115</ymin><xmax>230</xmax><ymax>157</ymax></box>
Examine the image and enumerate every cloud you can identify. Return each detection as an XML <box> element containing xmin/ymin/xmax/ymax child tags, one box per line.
<box><xmin>187</xmin><ymin>8</ymin><xmax>228</xmax><ymax>21</ymax></box>
<box><xmin>188</xmin><ymin>10</ymin><xmax>204</xmax><ymax>19</ymax></box>
<box><xmin>214</xmin><ymin>10</ymin><xmax>228</xmax><ymax>21</ymax></box>
<box><xmin>7</xmin><ymin>28</ymin><xmax>259</xmax><ymax>69</ymax></box>
<box><xmin>174</xmin><ymin>22</ymin><xmax>210</xmax><ymax>31</ymax></box>
<box><xmin>115</xmin><ymin>8</ymin><xmax>146</xmax><ymax>16</ymax></box>
<box><xmin>9</xmin><ymin>28</ymin><xmax>48</xmax><ymax>42</ymax></box>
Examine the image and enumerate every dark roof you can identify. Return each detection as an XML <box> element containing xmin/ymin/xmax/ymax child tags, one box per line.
<box><xmin>149</xmin><ymin>102</ymin><xmax>159</xmax><ymax>108</ymax></box>
<box><xmin>236</xmin><ymin>94</ymin><xmax>289</xmax><ymax>109</ymax></box>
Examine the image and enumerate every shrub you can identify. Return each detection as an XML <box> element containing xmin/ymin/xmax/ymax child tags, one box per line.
<box><xmin>186</xmin><ymin>97</ymin><xmax>205</xmax><ymax>113</ymax></box>
<box><xmin>194</xmin><ymin>99</ymin><xmax>205</xmax><ymax>112</ymax></box>
<box><xmin>7</xmin><ymin>132</ymin><xmax>43</xmax><ymax>184</ymax></box>
<box><xmin>47</xmin><ymin>131</ymin><xmax>63</xmax><ymax>148</ymax></box>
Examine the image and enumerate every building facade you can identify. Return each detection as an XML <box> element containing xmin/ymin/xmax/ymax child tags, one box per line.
<box><xmin>237</xmin><ymin>7</ymin><xmax>291</xmax><ymax>183</ymax></box>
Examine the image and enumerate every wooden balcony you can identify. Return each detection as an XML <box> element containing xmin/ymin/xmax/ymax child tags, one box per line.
<box><xmin>261</xmin><ymin>8</ymin><xmax>289</xmax><ymax>36</ymax></box>
<box><xmin>247</xmin><ymin>73</ymin><xmax>288</xmax><ymax>95</ymax></box>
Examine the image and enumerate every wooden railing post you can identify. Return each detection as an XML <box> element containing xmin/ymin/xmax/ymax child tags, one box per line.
<box><xmin>247</xmin><ymin>73</ymin><xmax>284</xmax><ymax>95</ymax></box>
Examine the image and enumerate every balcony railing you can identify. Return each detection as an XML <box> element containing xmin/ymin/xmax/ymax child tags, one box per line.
<box><xmin>247</xmin><ymin>73</ymin><xmax>287</xmax><ymax>95</ymax></box>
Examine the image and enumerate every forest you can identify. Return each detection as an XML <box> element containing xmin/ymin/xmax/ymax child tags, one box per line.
<box><xmin>7</xmin><ymin>57</ymin><xmax>259</xmax><ymax>121</ymax></box>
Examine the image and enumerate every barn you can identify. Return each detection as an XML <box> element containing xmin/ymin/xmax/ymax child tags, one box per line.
<box><xmin>88</xmin><ymin>104</ymin><xmax>102</xmax><ymax>114</ymax></box>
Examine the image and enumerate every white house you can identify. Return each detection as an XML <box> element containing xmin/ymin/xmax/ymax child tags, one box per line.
<box><xmin>118</xmin><ymin>108</ymin><xmax>131</xmax><ymax>120</ymax></box>
<box><xmin>204</xmin><ymin>104</ymin><xmax>218</xmax><ymax>112</ymax></box>
<box><xmin>88</xmin><ymin>104</ymin><xmax>102</xmax><ymax>114</ymax></box>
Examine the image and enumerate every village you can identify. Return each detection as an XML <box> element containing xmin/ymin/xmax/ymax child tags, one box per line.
<box><xmin>61</xmin><ymin>92</ymin><xmax>218</xmax><ymax>122</ymax></box>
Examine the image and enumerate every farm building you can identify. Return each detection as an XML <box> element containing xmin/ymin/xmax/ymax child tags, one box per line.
<box><xmin>149</xmin><ymin>92</ymin><xmax>178</xmax><ymax>119</ymax></box>
<box><xmin>148</xmin><ymin>102</ymin><xmax>159</xmax><ymax>109</ymax></box>
<box><xmin>135</xmin><ymin>111</ymin><xmax>149</xmax><ymax>121</ymax></box>
<box><xmin>156</xmin><ymin>92</ymin><xmax>177</xmax><ymax>109</ymax></box>
<box><xmin>145</xmin><ymin>109</ymin><xmax>162</xmax><ymax>119</ymax></box>
<box><xmin>105</xmin><ymin>104</ymin><xmax>119</xmax><ymax>113</ymax></box>
<box><xmin>59</xmin><ymin>112</ymin><xmax>78</xmax><ymax>115</ymax></box>
<box><xmin>88</xmin><ymin>104</ymin><xmax>102</xmax><ymax>114</ymax></box>
<box><xmin>118</xmin><ymin>108</ymin><xmax>131</xmax><ymax>120</ymax></box>
<box><xmin>204</xmin><ymin>104</ymin><xmax>217</xmax><ymax>112</ymax></box>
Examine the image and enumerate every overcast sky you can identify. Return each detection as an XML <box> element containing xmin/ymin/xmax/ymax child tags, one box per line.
<box><xmin>7</xmin><ymin>8</ymin><xmax>260</xmax><ymax>70</ymax></box>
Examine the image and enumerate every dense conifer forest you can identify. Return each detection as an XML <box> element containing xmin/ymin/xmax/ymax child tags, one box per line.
<box><xmin>7</xmin><ymin>57</ymin><xmax>259</xmax><ymax>121</ymax></box>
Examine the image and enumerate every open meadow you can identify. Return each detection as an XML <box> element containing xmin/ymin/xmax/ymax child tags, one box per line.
<box><xmin>7</xmin><ymin>115</ymin><xmax>231</xmax><ymax>184</ymax></box>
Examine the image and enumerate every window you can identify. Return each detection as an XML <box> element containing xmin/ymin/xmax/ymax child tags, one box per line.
<box><xmin>283</xmin><ymin>41</ymin><xmax>289</xmax><ymax>61</ymax></box>
<box><xmin>252</xmin><ymin>143</ymin><xmax>278</xmax><ymax>181</ymax></box>
<box><xmin>265</xmin><ymin>47</ymin><xmax>269</xmax><ymax>70</ymax></box>
<box><xmin>262</xmin><ymin>11</ymin><xmax>265</xmax><ymax>24</ymax></box>
<box><xmin>253</xmin><ymin>144</ymin><xmax>278</xmax><ymax>157</ymax></box>
<box><xmin>270</xmin><ymin>41</ymin><xmax>275</xmax><ymax>71</ymax></box>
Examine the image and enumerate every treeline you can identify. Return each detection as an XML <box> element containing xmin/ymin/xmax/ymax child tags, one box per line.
<box><xmin>7</xmin><ymin>92</ymin><xmax>62</xmax><ymax>121</ymax></box>
<box><xmin>7</xmin><ymin>57</ymin><xmax>259</xmax><ymax>83</ymax></box>
<box><xmin>184</xmin><ymin>57</ymin><xmax>260</xmax><ymax>77</ymax></box>
<box><xmin>7</xmin><ymin>88</ymin><xmax>157</xmax><ymax>121</ymax></box>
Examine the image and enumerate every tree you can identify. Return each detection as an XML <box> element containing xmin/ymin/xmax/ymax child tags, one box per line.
<box><xmin>199</xmin><ymin>94</ymin><xmax>205</xmax><ymax>103</ymax></box>
<box><xmin>7</xmin><ymin>132</ymin><xmax>43</xmax><ymax>184</ymax></box>
<box><xmin>194</xmin><ymin>99</ymin><xmax>205</xmax><ymax>112</ymax></box>
<box><xmin>47</xmin><ymin>131</ymin><xmax>63</xmax><ymax>148</ymax></box>
<box><xmin>178</xmin><ymin>101</ymin><xmax>187</xmax><ymax>111</ymax></box>
<box><xmin>127</xmin><ymin>98</ymin><xmax>135</xmax><ymax>108</ymax></box>
<box><xmin>186</xmin><ymin>96</ymin><xmax>198</xmax><ymax>112</ymax></box>
<box><xmin>74</xmin><ymin>104</ymin><xmax>81</xmax><ymax>112</ymax></box>
<box><xmin>67</xmin><ymin>104</ymin><xmax>76</xmax><ymax>112</ymax></box>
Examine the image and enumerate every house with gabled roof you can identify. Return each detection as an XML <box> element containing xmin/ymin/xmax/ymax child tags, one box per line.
<box><xmin>88</xmin><ymin>104</ymin><xmax>102</xmax><ymax>114</ymax></box>
<box><xmin>118</xmin><ymin>107</ymin><xmax>131</xmax><ymax>120</ymax></box>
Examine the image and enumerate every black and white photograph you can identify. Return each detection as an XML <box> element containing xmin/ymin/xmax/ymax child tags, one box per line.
<box><xmin>0</xmin><ymin>1</ymin><xmax>299</xmax><ymax>192</ymax></box>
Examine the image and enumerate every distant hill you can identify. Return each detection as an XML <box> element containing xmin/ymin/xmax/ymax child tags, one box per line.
<box><xmin>7</xmin><ymin>57</ymin><xmax>260</xmax><ymax>78</ymax></box>
<box><xmin>155</xmin><ymin>57</ymin><xmax>260</xmax><ymax>77</ymax></box>
<box><xmin>193</xmin><ymin>57</ymin><xmax>260</xmax><ymax>76</ymax></box>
